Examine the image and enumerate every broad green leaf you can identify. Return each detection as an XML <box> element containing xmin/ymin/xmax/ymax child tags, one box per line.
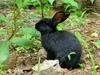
<box><xmin>11</xmin><ymin>38</ymin><xmax>33</xmax><ymax>47</ymax></box>
<box><xmin>32</xmin><ymin>27</ymin><xmax>40</xmax><ymax>37</ymax></box>
<box><xmin>57</xmin><ymin>24</ymin><xmax>63</xmax><ymax>30</ymax></box>
<box><xmin>19</xmin><ymin>27</ymin><xmax>34</xmax><ymax>34</ymax></box>
<box><xmin>16</xmin><ymin>0</ymin><xmax>23</xmax><ymax>9</ymax></box>
<box><xmin>48</xmin><ymin>0</ymin><xmax>55</xmax><ymax>5</ymax></box>
<box><xmin>23</xmin><ymin>0</ymin><xmax>31</xmax><ymax>7</ymax></box>
<box><xmin>0</xmin><ymin>15</ymin><xmax>9</xmax><ymax>23</ymax></box>
<box><xmin>0</xmin><ymin>28</ymin><xmax>7</xmax><ymax>35</ymax></box>
<box><xmin>23</xmin><ymin>34</ymin><xmax>33</xmax><ymax>39</ymax></box>
<box><xmin>64</xmin><ymin>0</ymin><xmax>79</xmax><ymax>8</ymax></box>
<box><xmin>31</xmin><ymin>0</ymin><xmax>37</xmax><ymax>2</ymax></box>
<box><xmin>19</xmin><ymin>27</ymin><xmax>40</xmax><ymax>37</ymax></box>
<box><xmin>0</xmin><ymin>41</ymin><xmax>9</xmax><ymax>64</ymax></box>
<box><xmin>94</xmin><ymin>40</ymin><xmax>100</xmax><ymax>48</ymax></box>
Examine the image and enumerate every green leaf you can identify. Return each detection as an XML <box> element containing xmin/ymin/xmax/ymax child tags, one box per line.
<box><xmin>16</xmin><ymin>47</ymin><xmax>24</xmax><ymax>52</ymax></box>
<box><xmin>31</xmin><ymin>0</ymin><xmax>37</xmax><ymax>2</ymax></box>
<box><xmin>19</xmin><ymin>27</ymin><xmax>40</xmax><ymax>37</ymax></box>
<box><xmin>94</xmin><ymin>40</ymin><xmax>100</xmax><ymax>48</ymax></box>
<box><xmin>57</xmin><ymin>24</ymin><xmax>63</xmax><ymax>30</ymax></box>
<box><xmin>16</xmin><ymin>0</ymin><xmax>23</xmax><ymax>9</ymax></box>
<box><xmin>23</xmin><ymin>34</ymin><xmax>33</xmax><ymax>39</ymax></box>
<box><xmin>64</xmin><ymin>0</ymin><xmax>79</xmax><ymax>8</ymax></box>
<box><xmin>23</xmin><ymin>0</ymin><xmax>31</xmax><ymax>8</ymax></box>
<box><xmin>57</xmin><ymin>23</ymin><xmax>68</xmax><ymax>30</ymax></box>
<box><xmin>75</xmin><ymin>31</ymin><xmax>84</xmax><ymax>43</ymax></box>
<box><xmin>0</xmin><ymin>28</ymin><xmax>7</xmax><ymax>35</ymax></box>
<box><xmin>75</xmin><ymin>31</ymin><xmax>87</xmax><ymax>48</ymax></box>
<box><xmin>90</xmin><ymin>0</ymin><xmax>95</xmax><ymax>4</ymax></box>
<box><xmin>79</xmin><ymin>63</ymin><xmax>86</xmax><ymax>69</ymax></box>
<box><xmin>0</xmin><ymin>15</ymin><xmax>9</xmax><ymax>23</ymax></box>
<box><xmin>75</xmin><ymin>31</ymin><xmax>82</xmax><ymax>40</ymax></box>
<box><xmin>69</xmin><ymin>52</ymin><xmax>76</xmax><ymax>55</ymax></box>
<box><xmin>11</xmin><ymin>38</ymin><xmax>33</xmax><ymax>47</ymax></box>
<box><xmin>68</xmin><ymin>54</ymin><xmax>71</xmax><ymax>61</ymax></box>
<box><xmin>0</xmin><ymin>41</ymin><xmax>9</xmax><ymax>64</ymax></box>
<box><xmin>19</xmin><ymin>27</ymin><xmax>34</xmax><ymax>34</ymax></box>
<box><xmin>32</xmin><ymin>27</ymin><xmax>40</xmax><ymax>37</ymax></box>
<box><xmin>48</xmin><ymin>0</ymin><xmax>55</xmax><ymax>5</ymax></box>
<box><xmin>67</xmin><ymin>52</ymin><xmax>76</xmax><ymax>61</ymax></box>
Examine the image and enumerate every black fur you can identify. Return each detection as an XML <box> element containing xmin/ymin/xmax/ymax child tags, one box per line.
<box><xmin>35</xmin><ymin>11</ymin><xmax>82</xmax><ymax>69</ymax></box>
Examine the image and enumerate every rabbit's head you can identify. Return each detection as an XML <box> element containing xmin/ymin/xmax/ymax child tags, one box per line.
<box><xmin>35</xmin><ymin>11</ymin><xmax>70</xmax><ymax>33</ymax></box>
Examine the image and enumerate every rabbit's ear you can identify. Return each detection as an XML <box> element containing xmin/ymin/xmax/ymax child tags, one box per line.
<box><xmin>52</xmin><ymin>11</ymin><xmax>70</xmax><ymax>24</ymax></box>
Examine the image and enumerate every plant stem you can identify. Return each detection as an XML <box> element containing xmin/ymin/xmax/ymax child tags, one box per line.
<box><xmin>7</xmin><ymin>9</ymin><xmax>20</xmax><ymax>41</ymax></box>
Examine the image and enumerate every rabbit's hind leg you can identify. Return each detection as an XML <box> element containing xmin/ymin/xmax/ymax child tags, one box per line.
<box><xmin>66</xmin><ymin>54</ymin><xmax>82</xmax><ymax>69</ymax></box>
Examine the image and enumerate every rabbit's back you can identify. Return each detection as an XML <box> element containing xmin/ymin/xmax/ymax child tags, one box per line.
<box><xmin>41</xmin><ymin>31</ymin><xmax>81</xmax><ymax>53</ymax></box>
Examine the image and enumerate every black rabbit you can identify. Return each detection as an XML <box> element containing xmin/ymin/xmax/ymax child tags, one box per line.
<box><xmin>35</xmin><ymin>11</ymin><xmax>82</xmax><ymax>69</ymax></box>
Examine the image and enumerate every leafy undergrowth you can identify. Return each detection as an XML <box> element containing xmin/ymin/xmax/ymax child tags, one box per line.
<box><xmin>0</xmin><ymin>8</ymin><xmax>100</xmax><ymax>75</ymax></box>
